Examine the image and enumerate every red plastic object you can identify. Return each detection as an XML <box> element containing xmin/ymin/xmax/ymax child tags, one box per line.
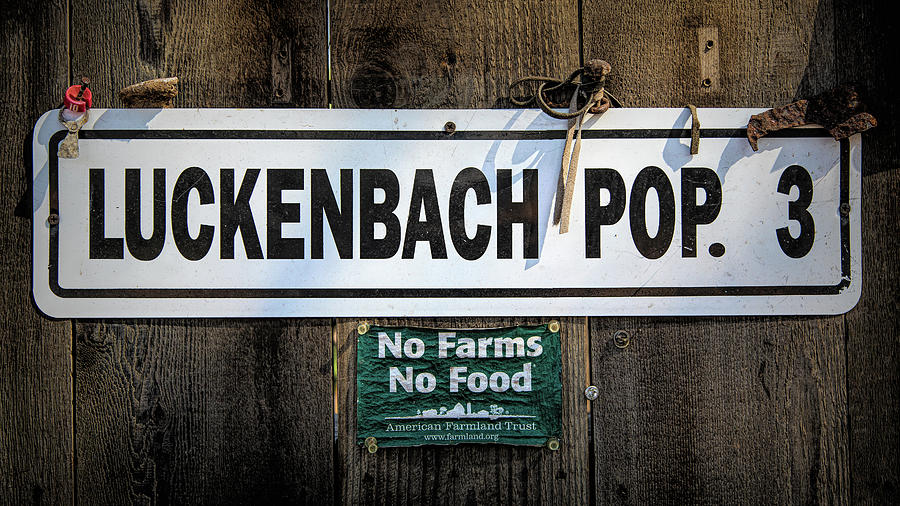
<box><xmin>63</xmin><ymin>84</ymin><xmax>93</xmax><ymax>112</ymax></box>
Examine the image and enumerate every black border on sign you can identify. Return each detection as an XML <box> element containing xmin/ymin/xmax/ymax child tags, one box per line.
<box><xmin>47</xmin><ymin>128</ymin><xmax>851</xmax><ymax>298</ymax></box>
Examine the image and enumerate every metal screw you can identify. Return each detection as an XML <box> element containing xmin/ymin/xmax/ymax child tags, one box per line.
<box><xmin>614</xmin><ymin>330</ymin><xmax>630</xmax><ymax>349</ymax></box>
<box><xmin>48</xmin><ymin>213</ymin><xmax>59</xmax><ymax>226</ymax></box>
<box><xmin>839</xmin><ymin>202</ymin><xmax>851</xmax><ymax>217</ymax></box>
<box><xmin>546</xmin><ymin>438</ymin><xmax>560</xmax><ymax>451</ymax></box>
<box><xmin>75</xmin><ymin>77</ymin><xmax>90</xmax><ymax>100</ymax></box>
<box><xmin>706</xmin><ymin>40</ymin><xmax>715</xmax><ymax>50</ymax></box>
<box><xmin>365</xmin><ymin>437</ymin><xmax>378</xmax><ymax>453</ymax></box>
<box><xmin>701</xmin><ymin>78</ymin><xmax>712</xmax><ymax>88</ymax></box>
<box><xmin>443</xmin><ymin>121</ymin><xmax>456</xmax><ymax>134</ymax></box>
<box><xmin>357</xmin><ymin>322</ymin><xmax>369</xmax><ymax>335</ymax></box>
<box><xmin>548</xmin><ymin>320</ymin><xmax>560</xmax><ymax>333</ymax></box>
<box><xmin>584</xmin><ymin>385</ymin><xmax>599</xmax><ymax>401</ymax></box>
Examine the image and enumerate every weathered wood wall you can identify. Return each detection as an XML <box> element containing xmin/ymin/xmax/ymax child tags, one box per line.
<box><xmin>1</xmin><ymin>0</ymin><xmax>896</xmax><ymax>504</ymax></box>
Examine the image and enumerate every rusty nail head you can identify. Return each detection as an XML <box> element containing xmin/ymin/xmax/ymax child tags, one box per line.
<box><xmin>840</xmin><ymin>203</ymin><xmax>851</xmax><ymax>216</ymax></box>
<box><xmin>48</xmin><ymin>213</ymin><xmax>59</xmax><ymax>226</ymax></box>
<box><xmin>701</xmin><ymin>78</ymin><xmax>712</xmax><ymax>88</ymax></box>
<box><xmin>614</xmin><ymin>330</ymin><xmax>630</xmax><ymax>349</ymax></box>
<box><xmin>443</xmin><ymin>121</ymin><xmax>456</xmax><ymax>134</ymax></box>
<box><xmin>76</xmin><ymin>77</ymin><xmax>90</xmax><ymax>100</ymax></box>
<box><xmin>584</xmin><ymin>385</ymin><xmax>599</xmax><ymax>401</ymax></box>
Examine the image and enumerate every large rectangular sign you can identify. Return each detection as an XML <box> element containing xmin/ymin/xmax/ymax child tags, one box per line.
<box><xmin>32</xmin><ymin>108</ymin><xmax>861</xmax><ymax>317</ymax></box>
<box><xmin>356</xmin><ymin>324</ymin><xmax>561</xmax><ymax>448</ymax></box>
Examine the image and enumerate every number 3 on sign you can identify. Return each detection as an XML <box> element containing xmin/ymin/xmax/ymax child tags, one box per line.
<box><xmin>777</xmin><ymin>165</ymin><xmax>815</xmax><ymax>258</ymax></box>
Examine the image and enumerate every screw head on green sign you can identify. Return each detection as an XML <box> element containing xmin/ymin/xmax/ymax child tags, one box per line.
<box><xmin>356</xmin><ymin>324</ymin><xmax>562</xmax><ymax>448</ymax></box>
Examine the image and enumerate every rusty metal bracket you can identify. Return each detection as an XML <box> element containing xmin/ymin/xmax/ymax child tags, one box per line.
<box><xmin>747</xmin><ymin>84</ymin><xmax>876</xmax><ymax>150</ymax></box>
<box><xmin>698</xmin><ymin>27</ymin><xmax>719</xmax><ymax>92</ymax></box>
<box><xmin>271</xmin><ymin>37</ymin><xmax>292</xmax><ymax>104</ymax></box>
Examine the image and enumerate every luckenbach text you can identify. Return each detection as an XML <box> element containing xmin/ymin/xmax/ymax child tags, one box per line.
<box><xmin>87</xmin><ymin>165</ymin><xmax>724</xmax><ymax>261</ymax></box>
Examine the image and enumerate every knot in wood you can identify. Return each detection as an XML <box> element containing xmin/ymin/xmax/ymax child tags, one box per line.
<box><xmin>350</xmin><ymin>63</ymin><xmax>398</xmax><ymax>108</ymax></box>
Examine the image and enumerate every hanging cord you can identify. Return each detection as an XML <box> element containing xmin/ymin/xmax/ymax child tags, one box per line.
<box><xmin>687</xmin><ymin>104</ymin><xmax>700</xmax><ymax>155</ymax></box>
<box><xmin>555</xmin><ymin>88</ymin><xmax>584</xmax><ymax>232</ymax></box>
<box><xmin>510</xmin><ymin>60</ymin><xmax>622</xmax><ymax>233</ymax></box>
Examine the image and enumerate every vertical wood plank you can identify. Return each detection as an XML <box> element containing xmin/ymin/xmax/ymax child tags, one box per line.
<box><xmin>330</xmin><ymin>1</ymin><xmax>588</xmax><ymax>503</ymax></box>
<box><xmin>582</xmin><ymin>0</ymin><xmax>850</xmax><ymax>503</ymax></box>
<box><xmin>833</xmin><ymin>1</ymin><xmax>900</xmax><ymax>502</ymax></box>
<box><xmin>582</xmin><ymin>0</ymin><xmax>835</xmax><ymax>108</ymax></box>
<box><xmin>0</xmin><ymin>1</ymin><xmax>74</xmax><ymax>504</ymax></box>
<box><xmin>68</xmin><ymin>0</ymin><xmax>333</xmax><ymax>503</ymax></box>
<box><xmin>590</xmin><ymin>317</ymin><xmax>847</xmax><ymax>503</ymax></box>
<box><xmin>75</xmin><ymin>320</ymin><xmax>334</xmax><ymax>503</ymax></box>
<box><xmin>336</xmin><ymin>318</ymin><xmax>588</xmax><ymax>505</ymax></box>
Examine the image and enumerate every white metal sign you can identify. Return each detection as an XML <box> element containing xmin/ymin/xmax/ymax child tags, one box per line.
<box><xmin>32</xmin><ymin>108</ymin><xmax>860</xmax><ymax>317</ymax></box>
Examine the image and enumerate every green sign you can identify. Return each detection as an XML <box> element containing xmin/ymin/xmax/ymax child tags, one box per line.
<box><xmin>356</xmin><ymin>324</ymin><xmax>562</xmax><ymax>448</ymax></box>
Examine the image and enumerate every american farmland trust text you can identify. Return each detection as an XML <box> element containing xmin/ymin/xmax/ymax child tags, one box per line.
<box><xmin>88</xmin><ymin>165</ymin><xmax>816</xmax><ymax>261</ymax></box>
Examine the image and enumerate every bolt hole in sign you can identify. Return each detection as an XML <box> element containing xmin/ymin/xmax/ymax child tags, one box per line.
<box><xmin>31</xmin><ymin>108</ymin><xmax>860</xmax><ymax>317</ymax></box>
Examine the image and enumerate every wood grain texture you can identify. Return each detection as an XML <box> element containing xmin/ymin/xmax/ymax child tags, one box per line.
<box><xmin>74</xmin><ymin>320</ymin><xmax>334</xmax><ymax>504</ymax></box>
<box><xmin>3</xmin><ymin>0</ymin><xmax>895</xmax><ymax>503</ymax></box>
<box><xmin>590</xmin><ymin>317</ymin><xmax>848</xmax><ymax>504</ymax></box>
<box><xmin>0</xmin><ymin>2</ymin><xmax>74</xmax><ymax>504</ymax></box>
<box><xmin>336</xmin><ymin>318</ymin><xmax>589</xmax><ymax>505</ymax></box>
<box><xmin>846</xmin><ymin>165</ymin><xmax>900</xmax><ymax>503</ymax></box>
<box><xmin>330</xmin><ymin>0</ymin><xmax>581</xmax><ymax>109</ymax></box>
<box><xmin>330</xmin><ymin>2</ymin><xmax>588</xmax><ymax>503</ymax></box>
<box><xmin>583</xmin><ymin>1</ymin><xmax>850</xmax><ymax>503</ymax></box>
<box><xmin>833</xmin><ymin>1</ymin><xmax>900</xmax><ymax>502</ymax></box>
<box><xmin>582</xmin><ymin>0</ymin><xmax>835</xmax><ymax>107</ymax></box>
<box><xmin>70</xmin><ymin>0</ymin><xmax>327</xmax><ymax>108</ymax></box>
<box><xmin>69</xmin><ymin>0</ymin><xmax>333</xmax><ymax>503</ymax></box>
